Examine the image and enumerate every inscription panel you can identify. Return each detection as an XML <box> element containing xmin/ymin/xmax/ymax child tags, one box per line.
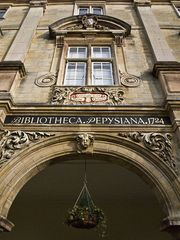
<box><xmin>4</xmin><ymin>115</ymin><xmax>171</xmax><ymax>126</ymax></box>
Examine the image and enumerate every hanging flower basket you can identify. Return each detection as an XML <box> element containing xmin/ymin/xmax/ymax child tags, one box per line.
<box><xmin>66</xmin><ymin>205</ymin><xmax>105</xmax><ymax>229</ymax></box>
<box><xmin>65</xmin><ymin>182</ymin><xmax>107</xmax><ymax>237</ymax></box>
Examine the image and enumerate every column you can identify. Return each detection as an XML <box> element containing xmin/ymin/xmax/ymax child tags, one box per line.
<box><xmin>134</xmin><ymin>0</ymin><xmax>176</xmax><ymax>62</ymax></box>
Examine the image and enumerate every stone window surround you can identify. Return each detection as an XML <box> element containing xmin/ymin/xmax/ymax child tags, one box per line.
<box><xmin>73</xmin><ymin>1</ymin><xmax>106</xmax><ymax>16</ymax></box>
<box><xmin>57</xmin><ymin>39</ymin><xmax>120</xmax><ymax>86</ymax></box>
<box><xmin>171</xmin><ymin>1</ymin><xmax>180</xmax><ymax>17</ymax></box>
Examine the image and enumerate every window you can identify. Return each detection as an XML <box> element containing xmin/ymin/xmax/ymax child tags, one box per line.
<box><xmin>176</xmin><ymin>6</ymin><xmax>180</xmax><ymax>16</ymax></box>
<box><xmin>0</xmin><ymin>9</ymin><xmax>6</xmax><ymax>19</ymax></box>
<box><xmin>64</xmin><ymin>46</ymin><xmax>114</xmax><ymax>86</ymax></box>
<box><xmin>172</xmin><ymin>3</ymin><xmax>180</xmax><ymax>17</ymax></box>
<box><xmin>78</xmin><ymin>6</ymin><xmax>103</xmax><ymax>15</ymax></box>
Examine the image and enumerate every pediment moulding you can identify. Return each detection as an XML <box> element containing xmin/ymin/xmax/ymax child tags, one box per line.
<box><xmin>49</xmin><ymin>14</ymin><xmax>131</xmax><ymax>39</ymax></box>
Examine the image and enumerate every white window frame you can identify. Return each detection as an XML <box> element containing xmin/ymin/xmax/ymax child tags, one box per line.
<box><xmin>68</xmin><ymin>47</ymin><xmax>87</xmax><ymax>58</ymax></box>
<box><xmin>92</xmin><ymin>62</ymin><xmax>114</xmax><ymax>86</ymax></box>
<box><xmin>64</xmin><ymin>62</ymin><xmax>87</xmax><ymax>86</ymax></box>
<box><xmin>63</xmin><ymin>45</ymin><xmax>115</xmax><ymax>86</ymax></box>
<box><xmin>74</xmin><ymin>2</ymin><xmax>106</xmax><ymax>16</ymax></box>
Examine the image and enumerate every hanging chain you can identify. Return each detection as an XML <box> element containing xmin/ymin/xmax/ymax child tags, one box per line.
<box><xmin>84</xmin><ymin>158</ymin><xmax>87</xmax><ymax>184</ymax></box>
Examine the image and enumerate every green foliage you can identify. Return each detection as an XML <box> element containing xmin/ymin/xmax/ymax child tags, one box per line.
<box><xmin>65</xmin><ymin>205</ymin><xmax>107</xmax><ymax>237</ymax></box>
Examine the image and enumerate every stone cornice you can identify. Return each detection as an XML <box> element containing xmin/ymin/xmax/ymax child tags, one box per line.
<box><xmin>153</xmin><ymin>61</ymin><xmax>180</xmax><ymax>78</ymax></box>
<box><xmin>134</xmin><ymin>0</ymin><xmax>151</xmax><ymax>6</ymax></box>
<box><xmin>29</xmin><ymin>0</ymin><xmax>47</xmax><ymax>8</ymax></box>
<box><xmin>0</xmin><ymin>61</ymin><xmax>26</xmax><ymax>78</ymax></box>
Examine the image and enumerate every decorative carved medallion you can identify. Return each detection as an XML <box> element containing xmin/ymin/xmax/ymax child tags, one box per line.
<box><xmin>76</xmin><ymin>133</ymin><xmax>94</xmax><ymax>153</ymax></box>
<box><xmin>68</xmin><ymin>15</ymin><xmax>109</xmax><ymax>30</ymax></box>
<box><xmin>35</xmin><ymin>73</ymin><xmax>56</xmax><ymax>87</ymax></box>
<box><xmin>51</xmin><ymin>86</ymin><xmax>124</xmax><ymax>105</ymax></box>
<box><xmin>0</xmin><ymin>130</ymin><xmax>54</xmax><ymax>168</ymax></box>
<box><xmin>119</xmin><ymin>132</ymin><xmax>176</xmax><ymax>169</ymax></box>
<box><xmin>119</xmin><ymin>71</ymin><xmax>141</xmax><ymax>87</ymax></box>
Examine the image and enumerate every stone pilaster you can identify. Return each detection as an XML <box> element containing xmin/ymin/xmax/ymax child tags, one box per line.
<box><xmin>0</xmin><ymin>1</ymin><xmax>46</xmax><ymax>93</ymax></box>
<box><xmin>4</xmin><ymin>7</ymin><xmax>44</xmax><ymax>62</ymax></box>
<box><xmin>0</xmin><ymin>61</ymin><xmax>26</xmax><ymax>92</ymax></box>
<box><xmin>134</xmin><ymin>0</ymin><xmax>176</xmax><ymax>62</ymax></box>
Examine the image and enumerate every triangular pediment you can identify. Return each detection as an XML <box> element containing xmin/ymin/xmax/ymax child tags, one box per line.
<box><xmin>49</xmin><ymin>14</ymin><xmax>131</xmax><ymax>38</ymax></box>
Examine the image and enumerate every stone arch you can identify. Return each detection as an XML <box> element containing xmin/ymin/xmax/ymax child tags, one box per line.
<box><xmin>0</xmin><ymin>133</ymin><xmax>179</xmax><ymax>234</ymax></box>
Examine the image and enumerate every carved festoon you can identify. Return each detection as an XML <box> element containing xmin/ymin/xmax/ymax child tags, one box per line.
<box><xmin>0</xmin><ymin>130</ymin><xmax>54</xmax><ymax>168</ymax></box>
<box><xmin>119</xmin><ymin>132</ymin><xmax>176</xmax><ymax>169</ymax></box>
<box><xmin>51</xmin><ymin>86</ymin><xmax>124</xmax><ymax>105</ymax></box>
<box><xmin>76</xmin><ymin>133</ymin><xmax>94</xmax><ymax>153</ymax></box>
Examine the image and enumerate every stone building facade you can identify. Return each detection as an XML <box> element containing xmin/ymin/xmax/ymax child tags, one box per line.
<box><xmin>0</xmin><ymin>0</ymin><xmax>180</xmax><ymax>239</ymax></box>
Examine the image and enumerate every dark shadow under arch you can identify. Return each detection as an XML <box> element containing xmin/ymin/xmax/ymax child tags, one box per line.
<box><xmin>0</xmin><ymin>158</ymin><xmax>172</xmax><ymax>240</ymax></box>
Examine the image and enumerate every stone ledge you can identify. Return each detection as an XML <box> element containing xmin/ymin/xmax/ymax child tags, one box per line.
<box><xmin>134</xmin><ymin>0</ymin><xmax>151</xmax><ymax>6</ymax></box>
<box><xmin>153</xmin><ymin>61</ymin><xmax>180</xmax><ymax>78</ymax></box>
<box><xmin>30</xmin><ymin>0</ymin><xmax>47</xmax><ymax>6</ymax></box>
<box><xmin>0</xmin><ymin>216</ymin><xmax>14</xmax><ymax>232</ymax></box>
<box><xmin>0</xmin><ymin>61</ymin><xmax>26</xmax><ymax>78</ymax></box>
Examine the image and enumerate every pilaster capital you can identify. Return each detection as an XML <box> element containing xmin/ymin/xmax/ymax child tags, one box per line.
<box><xmin>0</xmin><ymin>216</ymin><xmax>14</xmax><ymax>232</ymax></box>
<box><xmin>30</xmin><ymin>0</ymin><xmax>48</xmax><ymax>10</ymax></box>
<box><xmin>134</xmin><ymin>0</ymin><xmax>151</xmax><ymax>7</ymax></box>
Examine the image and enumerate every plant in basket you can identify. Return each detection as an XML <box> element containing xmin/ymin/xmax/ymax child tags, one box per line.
<box><xmin>65</xmin><ymin>181</ymin><xmax>107</xmax><ymax>237</ymax></box>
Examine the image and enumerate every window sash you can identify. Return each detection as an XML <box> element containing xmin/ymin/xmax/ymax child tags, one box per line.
<box><xmin>64</xmin><ymin>62</ymin><xmax>86</xmax><ymax>86</ymax></box>
<box><xmin>92</xmin><ymin>7</ymin><xmax>103</xmax><ymax>15</ymax></box>
<box><xmin>78</xmin><ymin>7</ymin><xmax>89</xmax><ymax>15</ymax></box>
<box><xmin>92</xmin><ymin>62</ymin><xmax>114</xmax><ymax>85</ymax></box>
<box><xmin>68</xmin><ymin>47</ymin><xmax>87</xmax><ymax>58</ymax></box>
<box><xmin>78</xmin><ymin>6</ymin><xmax>103</xmax><ymax>15</ymax></box>
<box><xmin>92</xmin><ymin>47</ymin><xmax>111</xmax><ymax>58</ymax></box>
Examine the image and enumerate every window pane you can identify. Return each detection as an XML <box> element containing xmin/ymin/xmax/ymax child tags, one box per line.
<box><xmin>0</xmin><ymin>9</ymin><xmax>6</xmax><ymax>18</ymax></box>
<box><xmin>92</xmin><ymin>7</ymin><xmax>103</xmax><ymax>15</ymax></box>
<box><xmin>102</xmin><ymin>47</ymin><xmax>111</xmax><ymax>58</ymax></box>
<box><xmin>79</xmin><ymin>7</ymin><xmax>89</xmax><ymax>15</ymax></box>
<box><xmin>68</xmin><ymin>47</ymin><xmax>87</xmax><ymax>58</ymax></box>
<box><xmin>92</xmin><ymin>62</ymin><xmax>113</xmax><ymax>85</ymax></box>
<box><xmin>64</xmin><ymin>62</ymin><xmax>86</xmax><ymax>86</ymax></box>
<box><xmin>92</xmin><ymin>47</ymin><xmax>111</xmax><ymax>58</ymax></box>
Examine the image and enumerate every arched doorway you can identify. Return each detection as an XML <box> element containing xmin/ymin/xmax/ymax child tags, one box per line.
<box><xmin>0</xmin><ymin>133</ymin><xmax>179</xmax><ymax>238</ymax></box>
<box><xmin>0</xmin><ymin>158</ymin><xmax>172</xmax><ymax>240</ymax></box>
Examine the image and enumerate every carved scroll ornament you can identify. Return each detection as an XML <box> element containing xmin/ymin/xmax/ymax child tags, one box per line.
<box><xmin>76</xmin><ymin>133</ymin><xmax>94</xmax><ymax>153</ymax></box>
<box><xmin>0</xmin><ymin>130</ymin><xmax>54</xmax><ymax>168</ymax></box>
<box><xmin>119</xmin><ymin>132</ymin><xmax>176</xmax><ymax>169</ymax></box>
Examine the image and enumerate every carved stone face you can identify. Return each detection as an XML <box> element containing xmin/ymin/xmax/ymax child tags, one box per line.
<box><xmin>77</xmin><ymin>133</ymin><xmax>93</xmax><ymax>150</ymax></box>
<box><xmin>80</xmin><ymin>134</ymin><xmax>91</xmax><ymax>149</ymax></box>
